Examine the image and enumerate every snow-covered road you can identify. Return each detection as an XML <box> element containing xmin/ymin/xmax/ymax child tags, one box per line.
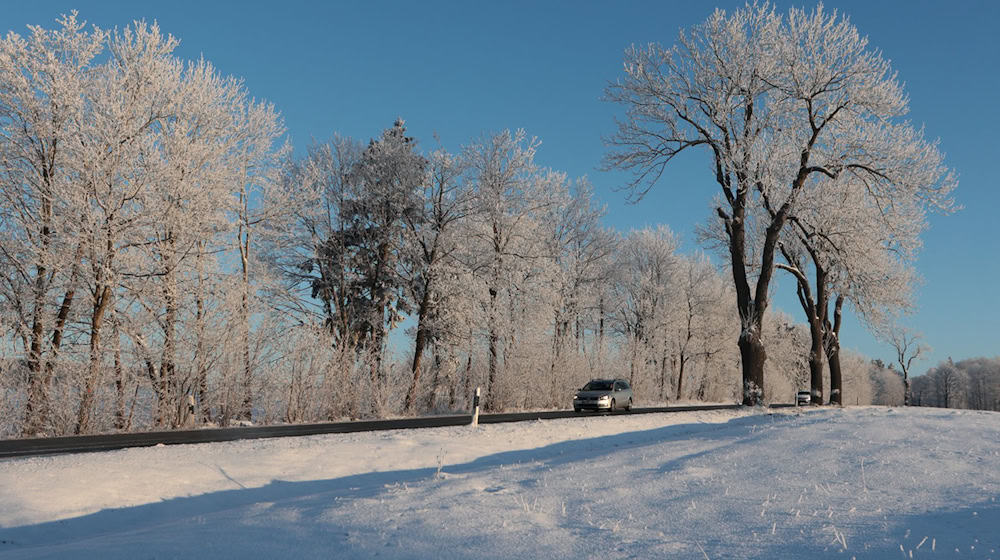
<box><xmin>1</xmin><ymin>407</ymin><xmax>997</xmax><ymax>559</ymax></box>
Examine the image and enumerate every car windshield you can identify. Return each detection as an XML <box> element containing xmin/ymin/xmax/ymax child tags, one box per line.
<box><xmin>582</xmin><ymin>380</ymin><xmax>614</xmax><ymax>391</ymax></box>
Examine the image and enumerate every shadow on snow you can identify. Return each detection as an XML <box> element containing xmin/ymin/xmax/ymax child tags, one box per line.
<box><xmin>0</xmin><ymin>411</ymin><xmax>996</xmax><ymax>559</ymax></box>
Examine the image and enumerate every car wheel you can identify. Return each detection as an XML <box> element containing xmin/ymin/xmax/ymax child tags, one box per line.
<box><xmin>625</xmin><ymin>398</ymin><xmax>632</xmax><ymax>412</ymax></box>
<box><xmin>609</xmin><ymin>399</ymin><xmax>615</xmax><ymax>412</ymax></box>
<box><xmin>574</xmin><ymin>407</ymin><xmax>581</xmax><ymax>413</ymax></box>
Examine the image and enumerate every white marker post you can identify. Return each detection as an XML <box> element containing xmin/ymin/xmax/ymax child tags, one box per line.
<box><xmin>471</xmin><ymin>387</ymin><xmax>481</xmax><ymax>427</ymax></box>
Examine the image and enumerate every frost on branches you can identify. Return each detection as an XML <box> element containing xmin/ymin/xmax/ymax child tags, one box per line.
<box><xmin>605</xmin><ymin>4</ymin><xmax>955</xmax><ymax>404</ymax></box>
<box><xmin>0</xmin><ymin>14</ymin><xmax>287</xmax><ymax>435</ymax></box>
<box><xmin>0</xmin><ymin>7</ymin><xmax>962</xmax><ymax>438</ymax></box>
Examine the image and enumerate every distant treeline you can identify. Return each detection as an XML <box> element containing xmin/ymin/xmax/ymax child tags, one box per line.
<box><xmin>906</xmin><ymin>357</ymin><xmax>1000</xmax><ymax>411</ymax></box>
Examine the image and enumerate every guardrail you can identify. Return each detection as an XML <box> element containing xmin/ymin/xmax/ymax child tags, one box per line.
<box><xmin>0</xmin><ymin>403</ymin><xmax>795</xmax><ymax>459</ymax></box>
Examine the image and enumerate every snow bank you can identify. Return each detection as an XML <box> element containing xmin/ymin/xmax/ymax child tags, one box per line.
<box><xmin>1</xmin><ymin>407</ymin><xmax>997</xmax><ymax>559</ymax></box>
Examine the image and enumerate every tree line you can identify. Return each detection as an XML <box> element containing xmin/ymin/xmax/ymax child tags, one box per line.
<box><xmin>910</xmin><ymin>358</ymin><xmax>1000</xmax><ymax>411</ymax></box>
<box><xmin>0</xmin><ymin>7</ymin><xmax>964</xmax><ymax>437</ymax></box>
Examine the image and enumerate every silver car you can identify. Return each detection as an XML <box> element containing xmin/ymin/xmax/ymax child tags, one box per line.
<box><xmin>573</xmin><ymin>378</ymin><xmax>633</xmax><ymax>413</ymax></box>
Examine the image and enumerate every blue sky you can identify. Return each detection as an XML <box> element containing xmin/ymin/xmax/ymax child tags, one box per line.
<box><xmin>6</xmin><ymin>1</ymin><xmax>998</xmax><ymax>375</ymax></box>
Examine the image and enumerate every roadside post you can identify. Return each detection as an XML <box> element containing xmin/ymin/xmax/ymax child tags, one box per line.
<box><xmin>471</xmin><ymin>387</ymin><xmax>481</xmax><ymax>427</ymax></box>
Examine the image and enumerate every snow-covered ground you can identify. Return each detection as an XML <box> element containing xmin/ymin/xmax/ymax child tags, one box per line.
<box><xmin>0</xmin><ymin>407</ymin><xmax>997</xmax><ymax>559</ymax></box>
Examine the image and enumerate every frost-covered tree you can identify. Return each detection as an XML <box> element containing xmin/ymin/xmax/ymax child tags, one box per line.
<box><xmin>908</xmin><ymin>357</ymin><xmax>1000</xmax><ymax>411</ymax></box>
<box><xmin>869</xmin><ymin>362</ymin><xmax>904</xmax><ymax>406</ymax></box>
<box><xmin>909</xmin><ymin>373</ymin><xmax>933</xmax><ymax>407</ymax></box>
<box><xmin>929</xmin><ymin>359</ymin><xmax>966</xmax><ymax>409</ymax></box>
<box><xmin>959</xmin><ymin>357</ymin><xmax>1000</xmax><ymax>412</ymax></box>
<box><xmin>605</xmin><ymin>229</ymin><xmax>739</xmax><ymax>404</ymax></box>
<box><xmin>605</xmin><ymin>4</ymin><xmax>955</xmax><ymax>404</ymax></box>
<box><xmin>837</xmin><ymin>350</ymin><xmax>874</xmax><ymax>406</ymax></box>
<box><xmin>776</xmin><ymin>153</ymin><xmax>944</xmax><ymax>406</ymax></box>
<box><xmin>462</xmin><ymin>130</ymin><xmax>555</xmax><ymax>410</ymax></box>
<box><xmin>610</xmin><ymin>226</ymin><xmax>679</xmax><ymax>396</ymax></box>
<box><xmin>884</xmin><ymin>326</ymin><xmax>928</xmax><ymax>406</ymax></box>
<box><xmin>72</xmin><ymin>20</ymin><xmax>189</xmax><ymax>433</ymax></box>
<box><xmin>401</xmin><ymin>147</ymin><xmax>472</xmax><ymax>412</ymax></box>
<box><xmin>0</xmin><ymin>14</ymin><xmax>292</xmax><ymax>435</ymax></box>
<box><xmin>271</xmin><ymin>136</ymin><xmax>363</xmax><ymax>341</ymax></box>
<box><xmin>268</xmin><ymin>122</ymin><xmax>424</xmax><ymax>416</ymax></box>
<box><xmin>761</xmin><ymin>310</ymin><xmax>811</xmax><ymax>403</ymax></box>
<box><xmin>344</xmin><ymin>120</ymin><xmax>425</xmax><ymax>410</ymax></box>
<box><xmin>538</xmin><ymin>180</ymin><xmax>614</xmax><ymax>403</ymax></box>
<box><xmin>671</xmin><ymin>254</ymin><xmax>732</xmax><ymax>401</ymax></box>
<box><xmin>0</xmin><ymin>13</ymin><xmax>105</xmax><ymax>435</ymax></box>
<box><xmin>226</xmin><ymin>92</ymin><xmax>287</xmax><ymax>422</ymax></box>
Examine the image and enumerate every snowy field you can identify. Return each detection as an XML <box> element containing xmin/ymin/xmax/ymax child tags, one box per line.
<box><xmin>0</xmin><ymin>407</ymin><xmax>997</xmax><ymax>559</ymax></box>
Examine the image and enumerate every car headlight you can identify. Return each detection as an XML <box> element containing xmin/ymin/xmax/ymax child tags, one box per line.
<box><xmin>598</xmin><ymin>395</ymin><xmax>610</xmax><ymax>402</ymax></box>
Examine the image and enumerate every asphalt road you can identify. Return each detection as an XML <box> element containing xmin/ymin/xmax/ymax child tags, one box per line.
<box><xmin>0</xmin><ymin>403</ymin><xmax>794</xmax><ymax>459</ymax></box>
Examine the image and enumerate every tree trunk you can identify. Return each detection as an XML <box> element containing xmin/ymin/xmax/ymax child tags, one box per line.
<box><xmin>809</xmin><ymin>254</ymin><xmax>829</xmax><ymax>404</ymax></box>
<box><xmin>827</xmin><ymin>344</ymin><xmax>843</xmax><ymax>405</ymax></box>
<box><xmin>404</xmin><ymin>282</ymin><xmax>432</xmax><ymax>412</ymax></box>
<box><xmin>628</xmin><ymin>334</ymin><xmax>638</xmax><ymax>388</ymax></box>
<box><xmin>23</xmin><ymin>196</ymin><xmax>53</xmax><ymax>436</ymax></box>
<box><xmin>598</xmin><ymin>296</ymin><xmax>605</xmax><ymax>353</ymax></box>
<box><xmin>368</xmin><ymin>240</ymin><xmax>393</xmax><ymax>412</ymax></box>
<box><xmin>807</xmin><ymin>319</ymin><xmax>825</xmax><ymax>405</ymax></box>
<box><xmin>194</xmin><ymin>244</ymin><xmax>210</xmax><ymax>423</ymax></box>
<box><xmin>113</xmin><ymin>314</ymin><xmax>127</xmax><ymax>430</ymax></box>
<box><xmin>404</xmin><ymin>319</ymin><xmax>428</xmax><ymax>413</ymax></box>
<box><xmin>724</xmin><ymin>190</ymin><xmax>776</xmax><ymax>406</ymax></box>
<box><xmin>428</xmin><ymin>350</ymin><xmax>444</xmax><ymax>412</ymax></box>
<box><xmin>506</xmin><ymin>296</ymin><xmax>518</xmax><ymax>384</ymax></box>
<box><xmin>77</xmin><ymin>284</ymin><xmax>111</xmax><ymax>434</ymax></box>
<box><xmin>143</xmin><ymin>357</ymin><xmax>160</xmax><ymax>422</ymax></box>
<box><xmin>738</xmin><ymin>327</ymin><xmax>766</xmax><ymax>405</ymax></box>
<box><xmin>486</xmin><ymin>287</ymin><xmax>499</xmax><ymax>411</ymax></box>
<box><xmin>239</xmin><ymin>285</ymin><xmax>253</xmax><ymax>421</ymax></box>
<box><xmin>660</xmin><ymin>340</ymin><xmax>670</xmax><ymax>401</ymax></box>
<box><xmin>547</xmin><ymin>310</ymin><xmax>564</xmax><ymax>408</ymax></box>
<box><xmin>239</xmin><ymin>225</ymin><xmax>254</xmax><ymax>421</ymax></box>
<box><xmin>733</xmin><ymin>217</ymin><xmax>768</xmax><ymax>406</ymax></box>
<box><xmin>676</xmin><ymin>354</ymin><xmax>687</xmax><ymax>402</ymax></box>
<box><xmin>575</xmin><ymin>316</ymin><xmax>583</xmax><ymax>354</ymax></box>
<box><xmin>463</xmin><ymin>348</ymin><xmax>473</xmax><ymax>408</ymax></box>
<box><xmin>160</xmin><ymin>254</ymin><xmax>177</xmax><ymax>427</ymax></box>
<box><xmin>24</xmin><ymin>244</ymin><xmax>83</xmax><ymax>436</ymax></box>
<box><xmin>825</xmin><ymin>295</ymin><xmax>844</xmax><ymax>405</ymax></box>
<box><xmin>781</xmin><ymin>243</ymin><xmax>827</xmax><ymax>405</ymax></box>
<box><xmin>24</xmin><ymin>305</ymin><xmax>47</xmax><ymax>430</ymax></box>
<box><xmin>78</xmin><ymin>228</ymin><xmax>116</xmax><ymax>435</ymax></box>
<box><xmin>676</xmin><ymin>316</ymin><xmax>694</xmax><ymax>401</ymax></box>
<box><xmin>46</xmin><ymin>241</ymin><xmax>84</xmax><ymax>370</ymax></box>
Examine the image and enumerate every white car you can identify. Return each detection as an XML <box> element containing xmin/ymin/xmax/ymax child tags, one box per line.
<box><xmin>796</xmin><ymin>390</ymin><xmax>811</xmax><ymax>406</ymax></box>
<box><xmin>573</xmin><ymin>379</ymin><xmax>633</xmax><ymax>413</ymax></box>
